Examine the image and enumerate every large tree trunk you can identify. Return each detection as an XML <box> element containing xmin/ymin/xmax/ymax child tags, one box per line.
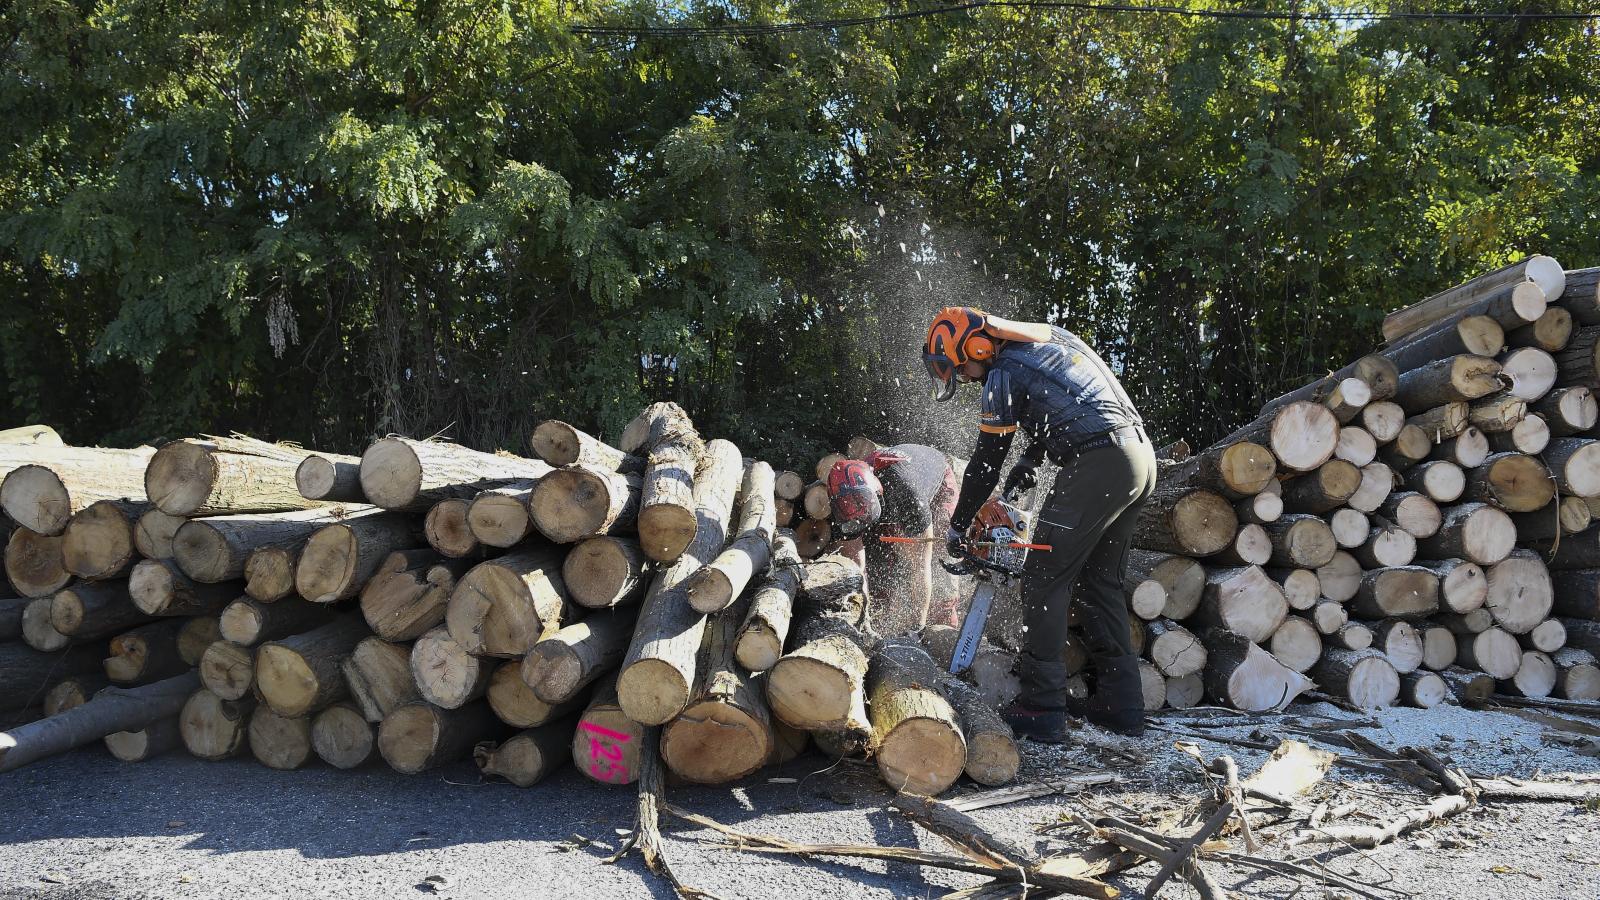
<box><xmin>49</xmin><ymin>581</ymin><xmax>153</xmax><ymax>639</ymax></box>
<box><xmin>423</xmin><ymin>498</ymin><xmax>480</xmax><ymax>558</ymax></box>
<box><xmin>0</xmin><ymin>642</ymin><xmax>103</xmax><ymax>711</ymax></box>
<box><xmin>358</xmin><ymin>550</ymin><xmax>473</xmax><ymax>641</ymax></box>
<box><xmin>295</xmin><ymin>451</ymin><xmax>365</xmax><ymax>502</ymax></box>
<box><xmin>1485</xmin><ymin>407</ymin><xmax>1549</xmax><ymax>455</ymax></box>
<box><xmin>1408</xmin><ymin>402</ymin><xmax>1470</xmax><ymax>441</ymax></box>
<box><xmin>475</xmin><ymin>718</ymin><xmax>576</xmax><ymax>787</ymax></box>
<box><xmin>104</xmin><ymin>717</ymin><xmax>184</xmax><ymax>763</ymax></box>
<box><xmin>1354</xmin><ymin>524</ymin><xmax>1417</xmax><ymax>569</ymax></box>
<box><xmin>359</xmin><ymin>436</ymin><xmax>552</xmax><ymax>512</ymax></box>
<box><xmin>445</xmin><ymin>545</ymin><xmax>570</xmax><ymax>657</ymax></box>
<box><xmin>1217</xmin><ymin>401</ymin><xmax>1339</xmax><ymax>473</ymax></box>
<box><xmin>249</xmin><ymin>706</ymin><xmax>314</xmax><ymax>770</ymax></box>
<box><xmin>1431</xmin><ymin>426</ymin><xmax>1490</xmax><ymax>470</ymax></box>
<box><xmin>1235</xmin><ymin>489</ymin><xmax>1283</xmax><ymax>526</ymax></box>
<box><xmin>1267</xmin><ymin>567</ymin><xmax>1321</xmax><ymax>611</ymax></box>
<box><xmin>734</xmin><ymin>534</ymin><xmax>802</xmax><ymax>672</ymax></box>
<box><xmin>127</xmin><ymin>560</ymin><xmax>237</xmax><ymax>617</ymax></box>
<box><xmin>1439</xmin><ymin>666</ymin><xmax>1495</xmax><ymax>705</ymax></box>
<box><xmin>1280</xmin><ymin>461</ymin><xmax>1361</xmax><ymax>514</ymax></box>
<box><xmin>617</xmin><ymin>439</ymin><xmax>743</xmax><ymax>726</ymax></box>
<box><xmin>485</xmin><ymin>659</ymin><xmax>586</xmax><ymax>728</ymax></box>
<box><xmin>866</xmin><ymin>639</ymin><xmax>966</xmax><ymax>795</ymax></box>
<box><xmin>1193</xmin><ymin>566</ymin><xmax>1287</xmax><ymax>643</ymax></box>
<box><xmin>411</xmin><ymin>625</ymin><xmax>493</xmax><ymax>709</ymax></box>
<box><xmin>1350</xmin><ymin>567</ymin><xmax>1440</xmax><ymax>620</ymax></box>
<box><xmin>218</xmin><ymin>597</ymin><xmax>335</xmax><ymax>646</ymax></box>
<box><xmin>61</xmin><ymin>500</ymin><xmax>145</xmax><ymax>581</ymax></box>
<box><xmin>1381</xmin><ymin>260</ymin><xmax>1557</xmax><ymax>343</ymax></box>
<box><xmin>0</xmin><ymin>672</ymin><xmax>198</xmax><ymax>772</ymax></box>
<box><xmin>1381</xmin><ymin>316</ymin><xmax>1505</xmax><ymax>373</ymax></box>
<box><xmin>45</xmin><ymin>677</ymin><xmax>110</xmax><ymax>715</ymax></box>
<box><xmin>243</xmin><ymin>547</ymin><xmax>298</xmax><ymax>603</ymax></box>
<box><xmin>1404</xmin><ymin>460</ymin><xmax>1465</xmax><ymax>503</ymax></box>
<box><xmin>563</xmin><ymin>536</ymin><xmax>652</xmax><ymax>609</ymax></box>
<box><xmin>1133</xmin><ymin>487</ymin><xmax>1236</xmax><ymax>557</ymax></box>
<box><xmin>766</xmin><ymin>555</ymin><xmax>870</xmax><ymax>738</ymax></box>
<box><xmin>1347</xmin><ymin>462</ymin><xmax>1395</xmax><ymax>514</ymax></box>
<box><xmin>254</xmin><ymin>615</ymin><xmax>370</xmax><ymax>717</ymax></box>
<box><xmin>465</xmin><ymin>482</ymin><xmax>538</xmax><ymax>548</ymax></box>
<box><xmin>5</xmin><ymin>526</ymin><xmax>70</xmax><ymax>598</ymax></box>
<box><xmin>1312</xmin><ymin>649</ymin><xmax>1401</xmax><ymax>708</ymax></box>
<box><xmin>342</xmin><ymin>636</ymin><xmax>421</xmax><ymax>723</ymax></box>
<box><xmin>176</xmin><ymin>616</ymin><xmax>222</xmax><ymax>666</ymax></box>
<box><xmin>310</xmin><ymin>703</ymin><xmax>377</xmax><ymax>769</ymax></box>
<box><xmin>22</xmin><ymin>597</ymin><xmax>68</xmax><ymax>651</ymax></box>
<box><xmin>145</xmin><ymin>436</ymin><xmax>325</xmax><ymax>517</ymax></box>
<box><xmin>172</xmin><ymin>505</ymin><xmax>382</xmax><ymax>582</ymax></box>
<box><xmin>1414</xmin><ymin>503</ymin><xmax>1516</xmax><ymax>566</ymax></box>
<box><xmin>530</xmin><ymin>420</ymin><xmax>643</xmax><ymax>473</ymax></box>
<box><xmin>530</xmin><ymin>467</ymin><xmax>641</xmax><ymax>544</ymax></box>
<box><xmin>1543</xmin><ymin>438</ymin><xmax>1600</xmax><ymax>498</ymax></box>
<box><xmin>1503</xmin><ymin>650</ymin><xmax>1557</xmax><ymax>698</ymax></box>
<box><xmin>179</xmin><ymin>689</ymin><xmax>256</xmax><ymax>760</ymax></box>
<box><xmin>626</xmin><ymin>403</ymin><xmax>706</xmax><ymax>562</ymax></box>
<box><xmin>1159</xmin><ymin>441</ymin><xmax>1275</xmax><ymax>499</ymax></box>
<box><xmin>1199</xmin><ymin>628</ymin><xmax>1314</xmax><ymax>711</ymax></box>
<box><xmin>1146</xmin><ymin>619</ymin><xmax>1207</xmax><ymax>677</ymax></box>
<box><xmin>0</xmin><ymin>446</ymin><xmax>156</xmax><ymax>535</ymax></box>
<box><xmin>1369</xmin><ymin>619</ymin><xmax>1424</xmax><ymax>674</ymax></box>
<box><xmin>378</xmin><ymin>700</ymin><xmax>504</xmax><ymax>774</ymax></box>
<box><xmin>522</xmin><ymin>608</ymin><xmax>638</xmax><ymax>704</ymax></box>
<box><xmin>297</xmin><ymin>511</ymin><xmax>423</xmax><ymax>603</ymax></box>
<box><xmin>1268</xmin><ymin>616</ymin><xmax>1323</xmax><ymax>673</ymax></box>
<box><xmin>1378</xmin><ymin>424</ymin><xmax>1432</xmax><ymax>470</ymax></box>
<box><xmin>104</xmin><ymin>620</ymin><xmax>188</xmax><ymax>684</ymax></box>
<box><xmin>685</xmin><ymin>462</ymin><xmax>776</xmax><ymax>614</ymax></box>
<box><xmin>572</xmin><ymin>674</ymin><xmax>643</xmax><ymax>786</ymax></box>
<box><xmin>1497</xmin><ymin>347</ymin><xmax>1557</xmax><ymax>401</ymax></box>
<box><xmin>1392</xmin><ymin>355</ymin><xmax>1505</xmax><ymax>413</ymax></box>
<box><xmin>661</xmin><ymin>593</ymin><xmax>776</xmax><ymax>784</ymax></box>
<box><xmin>1552</xmin><ymin>648</ymin><xmax>1600</xmax><ymax>701</ymax></box>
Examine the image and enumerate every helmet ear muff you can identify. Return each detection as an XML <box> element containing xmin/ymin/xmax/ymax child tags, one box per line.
<box><xmin>963</xmin><ymin>332</ymin><xmax>996</xmax><ymax>362</ymax></box>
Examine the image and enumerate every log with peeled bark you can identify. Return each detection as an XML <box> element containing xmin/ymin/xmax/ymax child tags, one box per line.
<box><xmin>104</xmin><ymin>620</ymin><xmax>187</xmax><ymax>684</ymax></box>
<box><xmin>0</xmin><ymin>672</ymin><xmax>198</xmax><ymax>772</ymax></box>
<box><xmin>1313</xmin><ymin>648</ymin><xmax>1401</xmax><ymax>708</ymax></box>
<box><xmin>626</xmin><ymin>403</ymin><xmax>706</xmax><ymax>562</ymax></box>
<box><xmin>445</xmin><ymin>544</ymin><xmax>569</xmax><ymax>657</ymax></box>
<box><xmin>1362</xmin><ymin>401</ymin><xmax>1406</xmax><ymax>443</ymax></box>
<box><xmin>1431</xmin><ymin>426</ymin><xmax>1490</xmax><ymax>470</ymax></box>
<box><xmin>42</xmin><ymin>674</ymin><xmax>107</xmax><ymax>716</ymax></box>
<box><xmin>342</xmin><ymin>636</ymin><xmax>421</xmax><ymax>723</ymax></box>
<box><xmin>179</xmin><ymin>689</ymin><xmax>255</xmax><ymax>760</ymax></box>
<box><xmin>1125</xmin><ymin>551</ymin><xmax>1205</xmax><ymax>620</ymax></box>
<box><xmin>475</xmin><ymin>718</ymin><xmax>576</xmax><ymax>787</ymax></box>
<box><xmin>733</xmin><ymin>533</ymin><xmax>801</xmax><ymax>672</ymax></box>
<box><xmin>1263</xmin><ymin>514</ymin><xmax>1337</xmax><ymax>569</ymax></box>
<box><xmin>1556</xmin><ymin>325</ymin><xmax>1600</xmax><ymax>389</ymax></box>
<box><xmin>5</xmin><ymin>526</ymin><xmax>69</xmax><ymax>598</ymax></box>
<box><xmin>1440</xmin><ymin>666</ymin><xmax>1495</xmax><ymax>705</ymax></box>
<box><xmin>0</xmin><ymin>425</ymin><xmax>61</xmax><ymax>446</ymax></box>
<box><xmin>522</xmin><ymin>608</ymin><xmax>637</xmax><ymax>704</ymax></box>
<box><xmin>1334</xmin><ymin>426</ymin><xmax>1377</xmax><ymax>466</ymax></box>
<box><xmin>1218</xmin><ymin>401</ymin><xmax>1339</xmax><ymax>473</ymax></box>
<box><xmin>295</xmin><ymin>451</ymin><xmax>364</xmax><ymax>502</ymax></box>
<box><xmin>1212</xmin><ymin>524</ymin><xmax>1270</xmax><ymax>567</ymax></box>
<box><xmin>173</xmin><ymin>505</ymin><xmax>380</xmax><ymax>583</ymax></box>
<box><xmin>1404</xmin><ymin>460</ymin><xmax>1466</xmax><ymax>503</ymax></box>
<box><xmin>685</xmin><ymin>462</ymin><xmax>775</xmax><ymax>614</ymax></box>
<box><xmin>1194</xmin><ymin>566</ymin><xmax>1288</xmax><ymax>643</ymax></box>
<box><xmin>661</xmin><ymin>593</ymin><xmax>776</xmax><ymax>784</ymax></box>
<box><xmin>1415</xmin><ymin>502</ymin><xmax>1516</xmax><ymax>566</ymax></box>
<box><xmin>464</xmin><ymin>481</ymin><xmax>537</xmax><ymax>548</ymax></box>
<box><xmin>1347</xmin><ymin>462</ymin><xmax>1395</xmax><ymax>514</ymax></box>
<box><xmin>1133</xmin><ymin>487</ymin><xmax>1236</xmax><ymax>557</ymax></box>
<box><xmin>1486</xmin><ymin>413</ymin><xmax>1550</xmax><ymax>455</ymax></box>
<box><xmin>1502</xmin><ymin>650</ymin><xmax>1557</xmax><ymax>698</ymax></box>
<box><xmin>1411</xmin><ymin>559</ymin><xmax>1488</xmax><ymax>614</ymax></box>
<box><xmin>1328</xmin><ymin>508</ymin><xmax>1369</xmax><ymax>549</ymax></box>
<box><xmin>1421</xmin><ymin>625</ymin><xmax>1458</xmax><ymax>671</ymax></box>
<box><xmin>1383</xmin><ymin>316</ymin><xmax>1505</xmax><ymax>374</ymax></box>
<box><xmin>249</xmin><ymin>706</ymin><xmax>314</xmax><ymax>769</ymax></box>
<box><xmin>297</xmin><ymin>511</ymin><xmax>423</xmax><ymax>603</ymax></box>
<box><xmin>1312</xmin><ymin>599</ymin><xmax>1349</xmax><ymax>636</ymax></box>
<box><xmin>1393</xmin><ymin>355</ymin><xmax>1505</xmax><ymax>413</ymax></box>
<box><xmin>1199</xmin><ymin>628</ymin><xmax>1314</xmax><ymax>711</ymax></box>
<box><xmin>1382</xmin><ymin>260</ymin><xmax>1558</xmax><ymax>344</ymax></box>
<box><xmin>61</xmin><ymin>500</ymin><xmax>146</xmax><ymax>581</ymax></box>
<box><xmin>1543</xmin><ymin>438</ymin><xmax>1600</xmax><ymax>498</ymax></box>
<box><xmin>1483</xmin><ymin>550</ymin><xmax>1553</xmax><ymax>635</ymax></box>
<box><xmin>1408</xmin><ymin>403</ymin><xmax>1469</xmax><ymax>441</ymax></box>
<box><xmin>1369</xmin><ymin>619</ymin><xmax>1424</xmax><ymax>674</ymax></box>
<box><xmin>243</xmin><ymin>547</ymin><xmax>297</xmax><ymax>603</ymax></box>
<box><xmin>1351</xmin><ymin>567</ymin><xmax>1440</xmax><ymax>620</ymax></box>
<box><xmin>1400</xmin><ymin>671</ymin><xmax>1448</xmax><ymax>708</ymax></box>
<box><xmin>411</xmin><ymin>625</ymin><xmax>492</xmax><ymax>710</ymax></box>
<box><xmin>563</xmin><ymin>536</ymin><xmax>651</xmax><ymax>609</ymax></box>
<box><xmin>1267</xmin><ymin>568</ymin><xmax>1321</xmax><ymax>611</ymax></box>
<box><xmin>1534</xmin><ymin>387</ymin><xmax>1598</xmax><ymax>436</ymax></box>
<box><xmin>866</xmin><ymin>639</ymin><xmax>966</xmax><ymax>795</ymax></box>
<box><xmin>1455</xmin><ymin>627</ymin><xmax>1523</xmax><ymax>679</ymax></box>
<box><xmin>530</xmin><ymin>467</ymin><xmax>641</xmax><ymax>545</ymax></box>
<box><xmin>423</xmin><ymin>498</ymin><xmax>480</xmax><ymax>558</ymax></box>
<box><xmin>572</xmin><ymin>675</ymin><xmax>642</xmax><ymax>786</ymax></box>
<box><xmin>311</xmin><ymin>702</ymin><xmax>376</xmax><ymax>769</ymax></box>
<box><xmin>378</xmin><ymin>700</ymin><xmax>505</xmax><ymax>775</ymax></box>
<box><xmin>1552</xmin><ymin>648</ymin><xmax>1600</xmax><ymax>701</ymax></box>
<box><xmin>531</xmin><ymin>420</ymin><xmax>643</xmax><ymax>474</ymax></box>
<box><xmin>486</xmin><ymin>660</ymin><xmax>587</xmax><ymax>729</ymax></box>
<box><xmin>1379</xmin><ymin>424</ymin><xmax>1432</xmax><ymax>470</ymax></box>
<box><xmin>1316</xmin><ymin>550</ymin><xmax>1362</xmax><ymax>602</ymax></box>
<box><xmin>105</xmin><ymin>716</ymin><xmax>183</xmax><ymax>763</ymax></box>
<box><xmin>1268</xmin><ymin>616</ymin><xmax>1323</xmax><ymax>674</ymax></box>
<box><xmin>145</xmin><ymin>436</ymin><xmax>324</xmax><ymax>517</ymax></box>
<box><xmin>1379</xmin><ymin>492</ymin><xmax>1442</xmax><ymax>539</ymax></box>
<box><xmin>1509</xmin><ymin>306</ymin><xmax>1572</xmax><ymax>352</ymax></box>
<box><xmin>1497</xmin><ymin>347</ymin><xmax>1557</xmax><ymax>401</ymax></box>
<box><xmin>765</xmin><ymin>555</ymin><xmax>871</xmax><ymax>736</ymax></box>
<box><xmin>1549</xmin><ymin>569</ymin><xmax>1600</xmax><ymax>619</ymax></box>
<box><xmin>1280</xmin><ymin>460</ymin><xmax>1360</xmax><ymax>514</ymax></box>
<box><xmin>1519</xmin><ymin>619</ymin><xmax>1567</xmax><ymax>654</ymax></box>
<box><xmin>1355</xmin><ymin>524</ymin><xmax>1417</xmax><ymax>569</ymax></box>
<box><xmin>358</xmin><ymin>437</ymin><xmax>554</xmax><ymax>513</ymax></box>
<box><xmin>21</xmin><ymin>597</ymin><xmax>67</xmax><ymax>651</ymax></box>
<box><xmin>0</xmin><ymin>446</ymin><xmax>155</xmax><ymax>536</ymax></box>
<box><xmin>1235</xmin><ymin>489</ymin><xmax>1283</xmax><ymax>525</ymax></box>
<box><xmin>198</xmin><ymin>640</ymin><xmax>255</xmax><ymax>700</ymax></box>
<box><xmin>133</xmin><ymin>509</ymin><xmax>185</xmax><ymax>562</ymax></box>
<box><xmin>617</xmin><ymin>440</ymin><xmax>743</xmax><ymax>726</ymax></box>
<box><xmin>219</xmin><ymin>597</ymin><xmax>335</xmax><ymax>645</ymax></box>
<box><xmin>48</xmin><ymin>581</ymin><xmax>151</xmax><ymax>640</ymax></box>
<box><xmin>358</xmin><ymin>550</ymin><xmax>473</xmax><ymax>642</ymax></box>
<box><xmin>126</xmin><ymin>560</ymin><xmax>237</xmax><ymax>618</ymax></box>
<box><xmin>176</xmin><ymin>617</ymin><xmax>221</xmax><ymax>667</ymax></box>
<box><xmin>1146</xmin><ymin>619</ymin><xmax>1207</xmax><ymax>677</ymax></box>
<box><xmin>1260</xmin><ymin>356</ymin><xmax>1398</xmax><ymax>419</ymax></box>
<box><xmin>1159</xmin><ymin>441</ymin><xmax>1275</xmax><ymax>499</ymax></box>
<box><xmin>254</xmin><ymin>615</ymin><xmax>370</xmax><ymax>717</ymax></box>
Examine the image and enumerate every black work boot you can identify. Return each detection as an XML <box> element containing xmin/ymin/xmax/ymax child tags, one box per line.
<box><xmin>1084</xmin><ymin>655</ymin><xmax>1146</xmax><ymax>737</ymax></box>
<box><xmin>1002</xmin><ymin>703</ymin><xmax>1069</xmax><ymax>744</ymax></box>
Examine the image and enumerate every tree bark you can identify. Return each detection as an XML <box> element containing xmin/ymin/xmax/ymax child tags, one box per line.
<box><xmin>48</xmin><ymin>580</ymin><xmax>152</xmax><ymax>639</ymax></box>
<box><xmin>522</xmin><ymin>608</ymin><xmax>638</xmax><ymax>704</ymax></box>
<box><xmin>359</xmin><ymin>436</ymin><xmax>553</xmax><ymax>512</ymax></box>
<box><xmin>0</xmin><ymin>672</ymin><xmax>198</xmax><ymax>772</ymax></box>
<box><xmin>1133</xmin><ymin>487</ymin><xmax>1236</xmax><ymax>557</ymax></box>
<box><xmin>1383</xmin><ymin>316</ymin><xmax>1505</xmax><ymax>373</ymax></box>
<box><xmin>1533</xmin><ymin>387</ymin><xmax>1597</xmax><ymax>436</ymax></box>
<box><xmin>445</xmin><ymin>544</ymin><xmax>570</xmax><ymax>657</ymax></box>
<box><xmin>104</xmin><ymin>620</ymin><xmax>187</xmax><ymax>684</ymax></box>
<box><xmin>104</xmin><ymin>716</ymin><xmax>183</xmax><ymax>763</ymax></box>
<box><xmin>1379</xmin><ymin>492</ymin><xmax>1442</xmax><ymax>539</ymax></box>
<box><xmin>1549</xmin><ymin>569</ymin><xmax>1600</xmax><ymax>619</ymax></box>
<box><xmin>176</xmin><ymin>616</ymin><xmax>221</xmax><ymax>666</ymax></box>
<box><xmin>1280</xmin><ymin>460</ymin><xmax>1361</xmax><ymax>514</ymax></box>
<box><xmin>627</xmin><ymin>403</ymin><xmax>706</xmax><ymax>562</ymax></box>
<box><xmin>531</xmin><ymin>420</ymin><xmax>643</xmax><ymax>473</ymax></box>
<box><xmin>530</xmin><ymin>467</ymin><xmax>641</xmax><ymax>544</ymax></box>
<box><xmin>1259</xmin><ymin>356</ymin><xmax>1398</xmax><ymax>419</ymax></box>
<box><xmin>0</xmin><ymin>642</ymin><xmax>102</xmax><ymax>711</ymax></box>
<box><xmin>342</xmin><ymin>636</ymin><xmax>421</xmax><ymax>723</ymax></box>
<box><xmin>358</xmin><ymin>550</ymin><xmax>473</xmax><ymax>641</ymax></box>
<box><xmin>145</xmin><ymin>436</ymin><xmax>325</xmax><ymax>517</ymax></box>
<box><xmin>411</xmin><ymin>625</ymin><xmax>492</xmax><ymax>709</ymax></box>
<box><xmin>1159</xmin><ymin>441</ymin><xmax>1275</xmax><ymax>499</ymax></box>
<box><xmin>1508</xmin><ymin>306</ymin><xmax>1572</xmax><ymax>353</ymax></box>
<box><xmin>1399</xmin><ymin>671</ymin><xmax>1448</xmax><ymax>708</ymax></box>
<box><xmin>1382</xmin><ymin>261</ymin><xmax>1557</xmax><ymax>343</ymax></box>
<box><xmin>255</xmin><ymin>615</ymin><xmax>370</xmax><ymax>717</ymax></box>
<box><xmin>1262</xmin><ymin>515</ymin><xmax>1337</xmax><ymax>569</ymax></box>
<box><xmin>1199</xmin><ymin>628</ymin><xmax>1314</xmax><ymax>711</ymax></box>
<box><xmin>1408</xmin><ymin>402</ymin><xmax>1469</xmax><ymax>441</ymax></box>
<box><xmin>734</xmin><ymin>533</ymin><xmax>802</xmax><ymax>672</ymax></box>
<box><xmin>126</xmin><ymin>560</ymin><xmax>236</xmax><ymax>619</ymax></box>
<box><xmin>1369</xmin><ymin>619</ymin><xmax>1424</xmax><ymax>674</ymax></box>
<box><xmin>295</xmin><ymin>451</ymin><xmax>364</xmax><ymax>503</ymax></box>
<box><xmin>1555</xmin><ymin>324</ymin><xmax>1600</xmax><ymax>388</ymax></box>
<box><xmin>1439</xmin><ymin>666</ymin><xmax>1495</xmax><ymax>705</ymax></box>
<box><xmin>378</xmin><ymin>700</ymin><xmax>505</xmax><ymax>775</ymax></box>
<box><xmin>1218</xmin><ymin>401</ymin><xmax>1339</xmax><ymax>473</ymax></box>
<box><xmin>1411</xmin><ymin>558</ymin><xmax>1488</xmax><ymax>613</ymax></box>
<box><xmin>766</xmin><ymin>555</ymin><xmax>871</xmax><ymax>737</ymax></box>
<box><xmin>1126</xmin><ymin>551</ymin><xmax>1205</xmax><ymax>620</ymax></box>
<box><xmin>1404</xmin><ymin>460</ymin><xmax>1465</xmax><ymax>503</ymax></box>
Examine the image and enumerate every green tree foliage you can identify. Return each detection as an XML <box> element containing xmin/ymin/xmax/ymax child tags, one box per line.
<box><xmin>2</xmin><ymin>1</ymin><xmax>1597</xmax><ymax>463</ymax></box>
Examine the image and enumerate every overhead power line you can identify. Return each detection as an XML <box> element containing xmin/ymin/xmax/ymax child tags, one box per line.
<box><xmin>569</xmin><ymin>2</ymin><xmax>1600</xmax><ymax>37</ymax></box>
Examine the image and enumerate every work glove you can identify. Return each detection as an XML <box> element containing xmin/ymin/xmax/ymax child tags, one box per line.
<box><xmin>946</xmin><ymin>524</ymin><xmax>968</xmax><ymax>559</ymax></box>
<box><xmin>1002</xmin><ymin>459</ymin><xmax>1037</xmax><ymax>497</ymax></box>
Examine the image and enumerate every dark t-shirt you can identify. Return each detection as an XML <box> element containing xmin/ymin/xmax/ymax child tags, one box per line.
<box><xmin>875</xmin><ymin>443</ymin><xmax>955</xmax><ymax>535</ymax></box>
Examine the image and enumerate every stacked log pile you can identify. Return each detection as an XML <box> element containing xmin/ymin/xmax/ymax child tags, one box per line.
<box><xmin>1123</xmin><ymin>258</ymin><xmax>1600</xmax><ymax>712</ymax></box>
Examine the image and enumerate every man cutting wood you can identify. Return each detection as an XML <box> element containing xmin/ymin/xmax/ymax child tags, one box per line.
<box><xmin>924</xmin><ymin>307</ymin><xmax>1155</xmax><ymax>740</ymax></box>
<box><xmin>825</xmin><ymin>445</ymin><xmax>960</xmax><ymax>633</ymax></box>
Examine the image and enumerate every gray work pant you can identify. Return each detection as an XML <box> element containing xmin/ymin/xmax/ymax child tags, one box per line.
<box><xmin>1018</xmin><ymin>429</ymin><xmax>1157</xmax><ymax>709</ymax></box>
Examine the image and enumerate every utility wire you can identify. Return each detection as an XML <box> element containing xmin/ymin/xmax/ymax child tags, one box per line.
<box><xmin>569</xmin><ymin>1</ymin><xmax>1600</xmax><ymax>36</ymax></box>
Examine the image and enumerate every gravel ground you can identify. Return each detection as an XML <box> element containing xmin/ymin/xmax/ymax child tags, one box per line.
<box><xmin>2</xmin><ymin>704</ymin><xmax>1598</xmax><ymax>900</ymax></box>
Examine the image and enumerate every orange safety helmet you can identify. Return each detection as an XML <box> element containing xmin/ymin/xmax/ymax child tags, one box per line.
<box><xmin>923</xmin><ymin>307</ymin><xmax>997</xmax><ymax>402</ymax></box>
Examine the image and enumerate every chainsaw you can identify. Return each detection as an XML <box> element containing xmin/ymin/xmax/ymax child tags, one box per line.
<box><xmin>878</xmin><ymin>485</ymin><xmax>1049</xmax><ymax>674</ymax></box>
